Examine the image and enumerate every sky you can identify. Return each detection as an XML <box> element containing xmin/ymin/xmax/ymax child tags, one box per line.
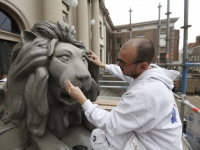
<box><xmin>105</xmin><ymin>0</ymin><xmax>200</xmax><ymax>50</ymax></box>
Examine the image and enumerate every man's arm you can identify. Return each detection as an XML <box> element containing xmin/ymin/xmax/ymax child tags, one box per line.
<box><xmin>64</xmin><ymin>80</ymin><xmax>145</xmax><ymax>136</ymax></box>
<box><xmin>88</xmin><ymin>50</ymin><xmax>132</xmax><ymax>83</ymax></box>
<box><xmin>87</xmin><ymin>50</ymin><xmax>106</xmax><ymax>68</ymax></box>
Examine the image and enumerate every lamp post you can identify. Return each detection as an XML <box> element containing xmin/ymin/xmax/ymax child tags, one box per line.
<box><xmin>128</xmin><ymin>8</ymin><xmax>132</xmax><ymax>40</ymax></box>
<box><xmin>90</xmin><ymin>19</ymin><xmax>95</xmax><ymax>25</ymax></box>
<box><xmin>90</xmin><ymin>0</ymin><xmax>95</xmax><ymax>25</ymax></box>
<box><xmin>71</xmin><ymin>0</ymin><xmax>78</xmax><ymax>7</ymax></box>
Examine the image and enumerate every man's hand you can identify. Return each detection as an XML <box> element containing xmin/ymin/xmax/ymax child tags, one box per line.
<box><xmin>87</xmin><ymin>50</ymin><xmax>106</xmax><ymax>68</ymax></box>
<box><xmin>64</xmin><ymin>80</ymin><xmax>87</xmax><ymax>105</ymax></box>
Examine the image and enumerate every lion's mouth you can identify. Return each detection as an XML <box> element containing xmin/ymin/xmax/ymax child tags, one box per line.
<box><xmin>59</xmin><ymin>92</ymin><xmax>78</xmax><ymax>106</ymax></box>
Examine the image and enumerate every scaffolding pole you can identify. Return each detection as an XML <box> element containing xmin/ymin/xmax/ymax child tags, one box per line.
<box><xmin>157</xmin><ymin>3</ymin><xmax>162</xmax><ymax>64</ymax></box>
<box><xmin>180</xmin><ymin>0</ymin><xmax>192</xmax><ymax>125</ymax></box>
<box><xmin>165</xmin><ymin>0</ymin><xmax>171</xmax><ymax>69</ymax></box>
<box><xmin>155</xmin><ymin>0</ymin><xmax>200</xmax><ymax>131</ymax></box>
<box><xmin>128</xmin><ymin>8</ymin><xmax>132</xmax><ymax>40</ymax></box>
<box><xmin>158</xmin><ymin>62</ymin><xmax>200</xmax><ymax>67</ymax></box>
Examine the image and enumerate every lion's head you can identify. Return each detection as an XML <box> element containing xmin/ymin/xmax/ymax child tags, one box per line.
<box><xmin>48</xmin><ymin>42</ymin><xmax>92</xmax><ymax>106</ymax></box>
<box><xmin>2</xmin><ymin>21</ymin><xmax>99</xmax><ymax>144</ymax></box>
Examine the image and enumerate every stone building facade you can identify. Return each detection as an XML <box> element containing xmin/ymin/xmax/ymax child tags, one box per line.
<box><xmin>0</xmin><ymin>0</ymin><xmax>113</xmax><ymax>78</ymax></box>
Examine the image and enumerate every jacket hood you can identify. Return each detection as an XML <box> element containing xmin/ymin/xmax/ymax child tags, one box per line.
<box><xmin>136</xmin><ymin>64</ymin><xmax>180</xmax><ymax>90</ymax></box>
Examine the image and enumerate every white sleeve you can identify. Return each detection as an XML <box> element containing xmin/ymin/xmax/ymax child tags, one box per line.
<box><xmin>82</xmin><ymin>99</ymin><xmax>144</xmax><ymax>136</ymax></box>
<box><xmin>105</xmin><ymin>64</ymin><xmax>133</xmax><ymax>83</ymax></box>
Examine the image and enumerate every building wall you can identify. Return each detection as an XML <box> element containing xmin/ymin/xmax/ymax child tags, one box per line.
<box><xmin>8</xmin><ymin>0</ymin><xmax>42</xmax><ymax>28</ymax></box>
<box><xmin>188</xmin><ymin>46</ymin><xmax>200</xmax><ymax>75</ymax></box>
<box><xmin>109</xmin><ymin>19</ymin><xmax>180</xmax><ymax>65</ymax></box>
<box><xmin>173</xmin><ymin>29</ymin><xmax>179</xmax><ymax>61</ymax></box>
<box><xmin>0</xmin><ymin>0</ymin><xmax>110</xmax><ymax>78</ymax></box>
<box><xmin>188</xmin><ymin>36</ymin><xmax>200</xmax><ymax>76</ymax></box>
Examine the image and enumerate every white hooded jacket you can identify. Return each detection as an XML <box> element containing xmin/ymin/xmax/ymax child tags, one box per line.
<box><xmin>82</xmin><ymin>64</ymin><xmax>183</xmax><ymax>150</ymax></box>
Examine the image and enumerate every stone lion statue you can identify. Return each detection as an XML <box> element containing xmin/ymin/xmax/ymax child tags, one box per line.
<box><xmin>0</xmin><ymin>21</ymin><xmax>99</xmax><ymax>150</ymax></box>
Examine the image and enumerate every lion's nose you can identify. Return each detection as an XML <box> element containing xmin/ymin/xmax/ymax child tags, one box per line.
<box><xmin>76</xmin><ymin>74</ymin><xmax>90</xmax><ymax>82</ymax></box>
<box><xmin>76</xmin><ymin>70</ymin><xmax>91</xmax><ymax>91</ymax></box>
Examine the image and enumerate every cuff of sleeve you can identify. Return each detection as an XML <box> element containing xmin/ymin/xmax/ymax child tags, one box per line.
<box><xmin>105</xmin><ymin>64</ymin><xmax>110</xmax><ymax>72</ymax></box>
<box><xmin>82</xmin><ymin>99</ymin><xmax>98</xmax><ymax>112</ymax></box>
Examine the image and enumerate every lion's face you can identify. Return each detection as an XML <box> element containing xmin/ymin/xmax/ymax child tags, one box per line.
<box><xmin>48</xmin><ymin>42</ymin><xmax>92</xmax><ymax>105</ymax></box>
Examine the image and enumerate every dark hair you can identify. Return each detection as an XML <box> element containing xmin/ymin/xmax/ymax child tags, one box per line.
<box><xmin>135</xmin><ymin>38</ymin><xmax>155</xmax><ymax>64</ymax></box>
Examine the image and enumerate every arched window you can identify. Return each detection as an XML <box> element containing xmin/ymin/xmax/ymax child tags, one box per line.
<box><xmin>0</xmin><ymin>9</ymin><xmax>20</xmax><ymax>34</ymax></box>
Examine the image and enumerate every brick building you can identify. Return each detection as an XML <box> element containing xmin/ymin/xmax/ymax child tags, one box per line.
<box><xmin>187</xmin><ymin>36</ymin><xmax>200</xmax><ymax>93</ymax></box>
<box><xmin>188</xmin><ymin>35</ymin><xmax>200</xmax><ymax>76</ymax></box>
<box><xmin>107</xmin><ymin>18</ymin><xmax>180</xmax><ymax>65</ymax></box>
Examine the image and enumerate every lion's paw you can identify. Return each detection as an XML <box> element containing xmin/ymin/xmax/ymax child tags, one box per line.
<box><xmin>31</xmin><ymin>130</ymin><xmax>70</xmax><ymax>150</ymax></box>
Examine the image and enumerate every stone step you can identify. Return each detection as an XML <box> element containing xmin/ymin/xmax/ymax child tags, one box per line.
<box><xmin>94</xmin><ymin>100</ymin><xmax>119</xmax><ymax>106</ymax></box>
<box><xmin>97</xmin><ymin>105</ymin><xmax>115</xmax><ymax>111</ymax></box>
<box><xmin>93</xmin><ymin>98</ymin><xmax>119</xmax><ymax>111</ymax></box>
<box><xmin>99</xmin><ymin>88</ymin><xmax>125</xmax><ymax>97</ymax></box>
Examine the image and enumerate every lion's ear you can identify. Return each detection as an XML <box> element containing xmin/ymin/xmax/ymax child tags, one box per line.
<box><xmin>47</xmin><ymin>39</ymin><xmax>58</xmax><ymax>57</ymax></box>
<box><xmin>20</xmin><ymin>31</ymin><xmax>37</xmax><ymax>44</ymax></box>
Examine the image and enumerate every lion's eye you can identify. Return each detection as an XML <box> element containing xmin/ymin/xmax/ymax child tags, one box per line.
<box><xmin>39</xmin><ymin>45</ymin><xmax>47</xmax><ymax>48</ymax></box>
<box><xmin>82</xmin><ymin>56</ymin><xmax>87</xmax><ymax>63</ymax></box>
<box><xmin>60</xmin><ymin>55</ymin><xmax>70</xmax><ymax>63</ymax></box>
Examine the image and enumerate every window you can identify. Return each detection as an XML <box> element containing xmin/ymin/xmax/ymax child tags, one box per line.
<box><xmin>62</xmin><ymin>11</ymin><xmax>68</xmax><ymax>23</ymax></box>
<box><xmin>0</xmin><ymin>40</ymin><xmax>18</xmax><ymax>75</ymax></box>
<box><xmin>0</xmin><ymin>9</ymin><xmax>20</xmax><ymax>34</ymax></box>
<box><xmin>160</xmin><ymin>33</ymin><xmax>166</xmax><ymax>47</ymax></box>
<box><xmin>138</xmin><ymin>26</ymin><xmax>144</xmax><ymax>29</ymax></box>
<box><xmin>160</xmin><ymin>53</ymin><xmax>166</xmax><ymax>63</ymax></box>
<box><xmin>189</xmin><ymin>56</ymin><xmax>192</xmax><ymax>62</ymax></box>
<box><xmin>100</xmin><ymin>47</ymin><xmax>102</xmax><ymax>62</ymax></box>
<box><xmin>137</xmin><ymin>35</ymin><xmax>144</xmax><ymax>38</ymax></box>
<box><xmin>116</xmin><ymin>38</ymin><xmax>122</xmax><ymax>49</ymax></box>
<box><xmin>108</xmin><ymin>52</ymin><xmax>110</xmax><ymax>64</ymax></box>
<box><xmin>198</xmin><ymin>55</ymin><xmax>200</xmax><ymax>61</ymax></box>
<box><xmin>99</xmin><ymin>21</ymin><xmax>102</xmax><ymax>37</ymax></box>
<box><xmin>194</xmin><ymin>56</ymin><xmax>197</xmax><ymax>61</ymax></box>
<box><xmin>191</xmin><ymin>56</ymin><xmax>194</xmax><ymax>62</ymax></box>
<box><xmin>127</xmin><ymin>37</ymin><xmax>130</xmax><ymax>41</ymax></box>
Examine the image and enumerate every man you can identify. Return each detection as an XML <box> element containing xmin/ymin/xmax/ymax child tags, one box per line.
<box><xmin>64</xmin><ymin>38</ymin><xmax>183</xmax><ymax>150</ymax></box>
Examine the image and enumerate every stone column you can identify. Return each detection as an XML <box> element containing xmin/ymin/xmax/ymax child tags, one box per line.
<box><xmin>103</xmin><ymin>19</ymin><xmax>107</xmax><ymax>64</ymax></box>
<box><xmin>92</xmin><ymin>0</ymin><xmax>100</xmax><ymax>57</ymax></box>
<box><xmin>76</xmin><ymin>0</ymin><xmax>89</xmax><ymax>49</ymax></box>
<box><xmin>42</xmin><ymin>0</ymin><xmax>62</xmax><ymax>22</ymax></box>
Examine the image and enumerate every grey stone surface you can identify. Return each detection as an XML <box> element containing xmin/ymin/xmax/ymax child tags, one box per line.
<box><xmin>0</xmin><ymin>21</ymin><xmax>99</xmax><ymax>150</ymax></box>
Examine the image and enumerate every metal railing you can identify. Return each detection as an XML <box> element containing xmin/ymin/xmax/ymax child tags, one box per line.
<box><xmin>99</xmin><ymin>80</ymin><xmax>128</xmax><ymax>89</ymax></box>
<box><xmin>174</xmin><ymin>93</ymin><xmax>200</xmax><ymax>115</ymax></box>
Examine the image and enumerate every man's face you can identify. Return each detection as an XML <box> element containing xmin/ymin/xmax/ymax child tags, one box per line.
<box><xmin>117</xmin><ymin>47</ymin><xmax>141</xmax><ymax>78</ymax></box>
